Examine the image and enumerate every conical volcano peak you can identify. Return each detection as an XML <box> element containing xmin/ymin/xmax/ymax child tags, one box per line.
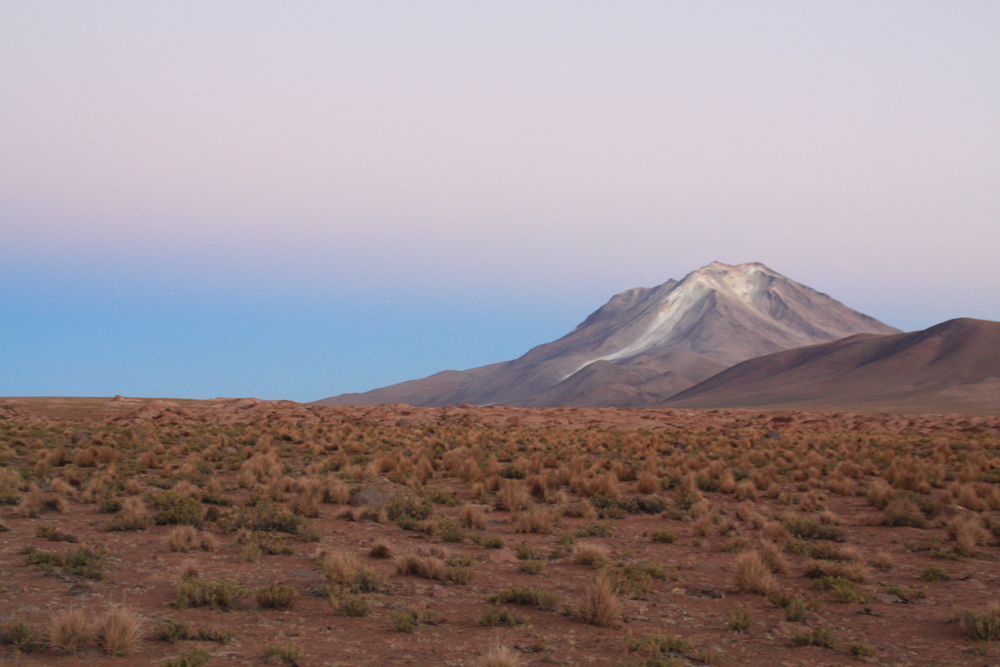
<box><xmin>317</xmin><ymin>261</ymin><xmax>900</xmax><ymax>408</ymax></box>
<box><xmin>674</xmin><ymin>261</ymin><xmax>783</xmax><ymax>306</ymax></box>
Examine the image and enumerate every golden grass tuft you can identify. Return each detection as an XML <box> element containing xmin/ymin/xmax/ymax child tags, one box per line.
<box><xmin>475</xmin><ymin>642</ymin><xmax>525</xmax><ymax>667</ymax></box>
<box><xmin>94</xmin><ymin>606</ymin><xmax>141</xmax><ymax>656</ymax></box>
<box><xmin>572</xmin><ymin>543</ymin><xmax>610</xmax><ymax>568</ymax></box>
<box><xmin>48</xmin><ymin>608</ymin><xmax>91</xmax><ymax>655</ymax></box>
<box><xmin>395</xmin><ymin>553</ymin><xmax>448</xmax><ymax>580</ymax></box>
<box><xmin>321</xmin><ymin>551</ymin><xmax>362</xmax><ymax>585</ymax></box>
<box><xmin>577</xmin><ymin>577</ymin><xmax>621</xmax><ymax>627</ymax></box>
<box><xmin>459</xmin><ymin>505</ymin><xmax>488</xmax><ymax>530</ymax></box>
<box><xmin>733</xmin><ymin>550</ymin><xmax>777</xmax><ymax>595</ymax></box>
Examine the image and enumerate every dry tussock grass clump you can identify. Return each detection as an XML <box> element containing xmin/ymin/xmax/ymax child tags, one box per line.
<box><xmin>459</xmin><ymin>505</ymin><xmax>488</xmax><ymax>530</ymax></box>
<box><xmin>636</xmin><ymin>471</ymin><xmax>659</xmax><ymax>494</ymax></box>
<box><xmin>474</xmin><ymin>642</ymin><xmax>525</xmax><ymax>667</ymax></box>
<box><xmin>48</xmin><ymin>608</ymin><xmax>91</xmax><ymax>655</ymax></box>
<box><xmin>322</xmin><ymin>478</ymin><xmax>351</xmax><ymax>504</ymax></box>
<box><xmin>562</xmin><ymin>498</ymin><xmax>596</xmax><ymax>519</ymax></box>
<box><xmin>572</xmin><ymin>543</ymin><xmax>609</xmax><ymax>568</ymax></box>
<box><xmin>757</xmin><ymin>540</ymin><xmax>789</xmax><ymax>574</ymax></box>
<box><xmin>94</xmin><ymin>606</ymin><xmax>141</xmax><ymax>656</ymax></box>
<box><xmin>168</xmin><ymin>526</ymin><xmax>217</xmax><ymax>552</ymax></box>
<box><xmin>369</xmin><ymin>540</ymin><xmax>396</xmax><ymax>559</ymax></box>
<box><xmin>871</xmin><ymin>550</ymin><xmax>895</xmax><ymax>570</ymax></box>
<box><xmin>396</xmin><ymin>553</ymin><xmax>448</xmax><ymax>581</ymax></box>
<box><xmin>588</xmin><ymin>471</ymin><xmax>621</xmax><ymax>499</ymax></box>
<box><xmin>577</xmin><ymin>577</ymin><xmax>621</xmax><ymax>627</ymax></box>
<box><xmin>733</xmin><ymin>550</ymin><xmax>776</xmax><ymax>595</ymax></box>
<box><xmin>320</xmin><ymin>551</ymin><xmax>362</xmax><ymax>584</ymax></box>
<box><xmin>513</xmin><ymin>509</ymin><xmax>553</xmax><ymax>534</ymax></box>
<box><xmin>495</xmin><ymin>480</ymin><xmax>533</xmax><ymax>512</ymax></box>
<box><xmin>947</xmin><ymin>514</ymin><xmax>991</xmax><ymax>556</ymax></box>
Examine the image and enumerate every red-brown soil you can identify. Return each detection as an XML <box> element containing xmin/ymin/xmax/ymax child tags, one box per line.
<box><xmin>2</xmin><ymin>397</ymin><xmax>1000</xmax><ymax>667</ymax></box>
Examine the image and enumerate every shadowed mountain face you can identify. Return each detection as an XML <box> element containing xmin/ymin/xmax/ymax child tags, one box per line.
<box><xmin>315</xmin><ymin>261</ymin><xmax>900</xmax><ymax>407</ymax></box>
<box><xmin>662</xmin><ymin>318</ymin><xmax>1000</xmax><ymax>415</ymax></box>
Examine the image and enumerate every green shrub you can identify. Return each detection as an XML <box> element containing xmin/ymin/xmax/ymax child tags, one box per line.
<box><xmin>921</xmin><ymin>565</ymin><xmax>949</xmax><ymax>582</ymax></box>
<box><xmin>881</xmin><ymin>498</ymin><xmax>928</xmax><ymax>528</ymax></box>
<box><xmin>161</xmin><ymin>647</ymin><xmax>211</xmax><ymax>667</ymax></box>
<box><xmin>446</xmin><ymin>564</ymin><xmax>474</xmax><ymax>585</ymax></box>
<box><xmin>725</xmin><ymin>606</ymin><xmax>753</xmax><ymax>632</ymax></box>
<box><xmin>0</xmin><ymin>619</ymin><xmax>39</xmax><ymax>653</ymax></box>
<box><xmin>154</xmin><ymin>619</ymin><xmax>192</xmax><ymax>643</ymax></box>
<box><xmin>103</xmin><ymin>511</ymin><xmax>154</xmax><ymax>531</ymax></box>
<box><xmin>520</xmin><ymin>560</ymin><xmax>545</xmax><ymax>575</ymax></box>
<box><xmin>782</xmin><ymin>516</ymin><xmax>846</xmax><ymax>541</ymax></box>
<box><xmin>791</xmin><ymin>626</ymin><xmax>836</xmax><ymax>649</ymax></box>
<box><xmin>480</xmin><ymin>534</ymin><xmax>504</xmax><ymax>549</ymax></box>
<box><xmin>650</xmin><ymin>528</ymin><xmax>677</xmax><ymax>544</ymax></box>
<box><xmin>22</xmin><ymin>544</ymin><xmax>107</xmax><ymax>580</ymax></box>
<box><xmin>624</xmin><ymin>634</ymin><xmax>692</xmax><ymax>655</ymax></box>
<box><xmin>480</xmin><ymin>604</ymin><xmax>528</xmax><ymax>627</ymax></box>
<box><xmin>148</xmin><ymin>491</ymin><xmax>205</xmax><ymax>527</ymax></box>
<box><xmin>263</xmin><ymin>643</ymin><xmax>306</xmax><ymax>666</ymax></box>
<box><xmin>423</xmin><ymin>486</ymin><xmax>459</xmax><ymax>506</ymax></box>
<box><xmin>175</xmin><ymin>578</ymin><xmax>248</xmax><ymax>610</ymax></box>
<box><xmin>769</xmin><ymin>590</ymin><xmax>810</xmax><ymax>622</ymax></box>
<box><xmin>386</xmin><ymin>497</ymin><xmax>434</xmax><ymax>523</ymax></box>
<box><xmin>220</xmin><ymin>502</ymin><xmax>302</xmax><ymax>534</ymax></box>
<box><xmin>388</xmin><ymin>607</ymin><xmax>437</xmax><ymax>633</ymax></box>
<box><xmin>487</xmin><ymin>586</ymin><xmax>561</xmax><ymax>610</ymax></box>
<box><xmin>514</xmin><ymin>543</ymin><xmax>534</xmax><ymax>559</ymax></box>
<box><xmin>436</xmin><ymin>520</ymin><xmax>465</xmax><ymax>543</ymax></box>
<box><xmin>952</xmin><ymin>606</ymin><xmax>1000</xmax><ymax>641</ymax></box>
<box><xmin>328</xmin><ymin>589</ymin><xmax>372</xmax><ymax>617</ymax></box>
<box><xmin>850</xmin><ymin>644</ymin><xmax>878</xmax><ymax>657</ymax></box>
<box><xmin>813</xmin><ymin>576</ymin><xmax>870</xmax><ymax>603</ymax></box>
<box><xmin>255</xmin><ymin>584</ymin><xmax>298</xmax><ymax>610</ymax></box>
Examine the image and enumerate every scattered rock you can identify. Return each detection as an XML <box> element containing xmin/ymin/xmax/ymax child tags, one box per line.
<box><xmin>488</xmin><ymin>548</ymin><xmax>520</xmax><ymax>565</ymax></box>
<box><xmin>348</xmin><ymin>478</ymin><xmax>419</xmax><ymax>508</ymax></box>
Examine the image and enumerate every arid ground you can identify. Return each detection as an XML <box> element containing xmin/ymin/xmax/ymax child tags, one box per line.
<box><xmin>2</xmin><ymin>397</ymin><xmax>1000</xmax><ymax>666</ymax></box>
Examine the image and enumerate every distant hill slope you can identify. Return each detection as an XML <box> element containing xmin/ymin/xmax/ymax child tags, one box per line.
<box><xmin>662</xmin><ymin>318</ymin><xmax>1000</xmax><ymax>415</ymax></box>
<box><xmin>316</xmin><ymin>261</ymin><xmax>900</xmax><ymax>407</ymax></box>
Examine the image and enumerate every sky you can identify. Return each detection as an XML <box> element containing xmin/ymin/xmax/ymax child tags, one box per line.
<box><xmin>2</xmin><ymin>2</ymin><xmax>998</xmax><ymax>402</ymax></box>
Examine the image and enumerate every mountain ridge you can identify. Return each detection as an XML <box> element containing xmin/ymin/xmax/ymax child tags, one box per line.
<box><xmin>661</xmin><ymin>317</ymin><xmax>1000</xmax><ymax>415</ymax></box>
<box><xmin>316</xmin><ymin>261</ymin><xmax>900</xmax><ymax>407</ymax></box>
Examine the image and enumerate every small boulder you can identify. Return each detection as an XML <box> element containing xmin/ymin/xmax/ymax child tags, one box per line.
<box><xmin>348</xmin><ymin>477</ymin><xmax>419</xmax><ymax>508</ymax></box>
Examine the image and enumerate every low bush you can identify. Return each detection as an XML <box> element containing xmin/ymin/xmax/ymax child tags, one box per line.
<box><xmin>175</xmin><ymin>578</ymin><xmax>249</xmax><ymax>610</ymax></box>
<box><xmin>263</xmin><ymin>642</ymin><xmax>306</xmax><ymax>666</ymax></box>
<box><xmin>256</xmin><ymin>583</ymin><xmax>298</xmax><ymax>609</ymax></box>
<box><xmin>388</xmin><ymin>607</ymin><xmax>437</xmax><ymax>633</ymax></box>
<box><xmin>480</xmin><ymin>604</ymin><xmax>529</xmax><ymax>627</ymax></box>
<box><xmin>23</xmin><ymin>544</ymin><xmax>107</xmax><ymax>580</ymax></box>
<box><xmin>952</xmin><ymin>604</ymin><xmax>1000</xmax><ymax>641</ymax></box>
<box><xmin>161</xmin><ymin>647</ymin><xmax>211</xmax><ymax>667</ymax></box>
<box><xmin>577</xmin><ymin>577</ymin><xmax>621</xmax><ymax>627</ymax></box>
<box><xmin>0</xmin><ymin>619</ymin><xmax>39</xmax><ymax>653</ymax></box>
<box><xmin>791</xmin><ymin>626</ymin><xmax>836</xmax><ymax>649</ymax></box>
<box><xmin>148</xmin><ymin>491</ymin><xmax>205</xmax><ymax>527</ymax></box>
<box><xmin>48</xmin><ymin>608</ymin><xmax>91</xmax><ymax>655</ymax></box>
<box><xmin>487</xmin><ymin>586</ymin><xmax>561</xmax><ymax>610</ymax></box>
<box><xmin>725</xmin><ymin>605</ymin><xmax>753</xmax><ymax>632</ymax></box>
<box><xmin>94</xmin><ymin>606</ymin><xmax>141</xmax><ymax>656</ymax></box>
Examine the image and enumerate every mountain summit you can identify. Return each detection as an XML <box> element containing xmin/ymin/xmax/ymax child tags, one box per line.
<box><xmin>316</xmin><ymin>262</ymin><xmax>900</xmax><ymax>407</ymax></box>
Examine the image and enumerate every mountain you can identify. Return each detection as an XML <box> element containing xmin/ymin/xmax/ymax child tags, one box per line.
<box><xmin>315</xmin><ymin>261</ymin><xmax>900</xmax><ymax>407</ymax></box>
<box><xmin>661</xmin><ymin>318</ymin><xmax>1000</xmax><ymax>415</ymax></box>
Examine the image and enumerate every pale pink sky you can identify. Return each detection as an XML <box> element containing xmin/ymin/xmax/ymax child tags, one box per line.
<box><xmin>2</xmin><ymin>2</ymin><xmax>998</xmax><ymax>399</ymax></box>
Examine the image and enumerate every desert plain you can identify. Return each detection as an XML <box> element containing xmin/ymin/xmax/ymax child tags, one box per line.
<box><xmin>2</xmin><ymin>396</ymin><xmax>1000</xmax><ymax>667</ymax></box>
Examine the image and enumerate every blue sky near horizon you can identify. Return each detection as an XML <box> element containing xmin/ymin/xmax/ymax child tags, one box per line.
<box><xmin>2</xmin><ymin>2</ymin><xmax>998</xmax><ymax>402</ymax></box>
